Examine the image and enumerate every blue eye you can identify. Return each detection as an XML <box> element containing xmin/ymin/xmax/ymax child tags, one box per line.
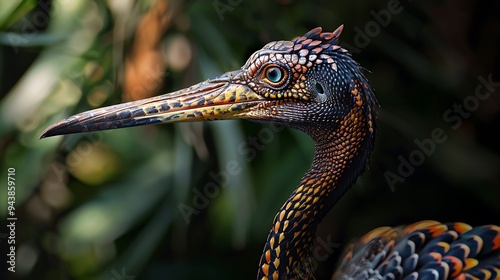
<box><xmin>262</xmin><ymin>65</ymin><xmax>288</xmax><ymax>87</ymax></box>
<box><xmin>265</xmin><ymin>67</ymin><xmax>283</xmax><ymax>83</ymax></box>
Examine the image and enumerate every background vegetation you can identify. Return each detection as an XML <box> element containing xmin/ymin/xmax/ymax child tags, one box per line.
<box><xmin>1</xmin><ymin>0</ymin><xmax>499</xmax><ymax>279</ymax></box>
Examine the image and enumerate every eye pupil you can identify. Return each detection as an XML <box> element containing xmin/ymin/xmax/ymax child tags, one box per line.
<box><xmin>266</xmin><ymin>67</ymin><xmax>283</xmax><ymax>83</ymax></box>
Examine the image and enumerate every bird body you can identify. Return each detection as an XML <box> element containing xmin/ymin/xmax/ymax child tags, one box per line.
<box><xmin>40</xmin><ymin>26</ymin><xmax>500</xmax><ymax>280</ymax></box>
<box><xmin>335</xmin><ymin>221</ymin><xmax>500</xmax><ymax>280</ymax></box>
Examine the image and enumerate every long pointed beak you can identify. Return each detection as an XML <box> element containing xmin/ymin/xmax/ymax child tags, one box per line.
<box><xmin>40</xmin><ymin>72</ymin><xmax>266</xmax><ymax>138</ymax></box>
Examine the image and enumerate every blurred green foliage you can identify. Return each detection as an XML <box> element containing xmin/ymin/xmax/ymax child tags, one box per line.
<box><xmin>1</xmin><ymin>0</ymin><xmax>499</xmax><ymax>279</ymax></box>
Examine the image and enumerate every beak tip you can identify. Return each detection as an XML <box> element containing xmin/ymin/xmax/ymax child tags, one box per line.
<box><xmin>39</xmin><ymin>121</ymin><xmax>75</xmax><ymax>139</ymax></box>
<box><xmin>39</xmin><ymin>130</ymin><xmax>52</xmax><ymax>139</ymax></box>
<box><xmin>39</xmin><ymin>127</ymin><xmax>59</xmax><ymax>139</ymax></box>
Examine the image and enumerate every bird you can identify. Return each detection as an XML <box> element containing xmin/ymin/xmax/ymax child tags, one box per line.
<box><xmin>40</xmin><ymin>26</ymin><xmax>500</xmax><ymax>280</ymax></box>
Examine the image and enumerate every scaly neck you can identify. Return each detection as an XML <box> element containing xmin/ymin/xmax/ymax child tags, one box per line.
<box><xmin>257</xmin><ymin>105</ymin><xmax>375</xmax><ymax>279</ymax></box>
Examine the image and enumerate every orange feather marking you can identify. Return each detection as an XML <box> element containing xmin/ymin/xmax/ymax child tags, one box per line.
<box><xmin>437</xmin><ymin>241</ymin><xmax>450</xmax><ymax>253</ymax></box>
<box><xmin>491</xmin><ymin>225</ymin><xmax>500</xmax><ymax>250</ymax></box>
<box><xmin>443</xmin><ymin>255</ymin><xmax>464</xmax><ymax>277</ymax></box>
<box><xmin>266</xmin><ymin>250</ymin><xmax>271</xmax><ymax>263</ymax></box>
<box><xmin>451</xmin><ymin>222</ymin><xmax>473</xmax><ymax>234</ymax></box>
<box><xmin>359</xmin><ymin>226</ymin><xmax>392</xmax><ymax>243</ymax></box>
<box><xmin>464</xmin><ymin>258</ymin><xmax>479</xmax><ymax>270</ymax></box>
<box><xmin>480</xmin><ymin>268</ymin><xmax>492</xmax><ymax>279</ymax></box>
<box><xmin>262</xmin><ymin>264</ymin><xmax>269</xmax><ymax>276</ymax></box>
<box><xmin>404</xmin><ymin>220</ymin><xmax>441</xmax><ymax>233</ymax></box>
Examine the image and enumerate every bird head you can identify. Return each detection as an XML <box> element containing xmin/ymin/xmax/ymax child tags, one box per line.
<box><xmin>40</xmin><ymin>26</ymin><xmax>377</xmax><ymax>144</ymax></box>
<box><xmin>41</xmin><ymin>26</ymin><xmax>379</xmax><ymax>280</ymax></box>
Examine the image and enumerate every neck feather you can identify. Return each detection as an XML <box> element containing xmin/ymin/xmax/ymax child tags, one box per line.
<box><xmin>257</xmin><ymin>105</ymin><xmax>375</xmax><ymax>279</ymax></box>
